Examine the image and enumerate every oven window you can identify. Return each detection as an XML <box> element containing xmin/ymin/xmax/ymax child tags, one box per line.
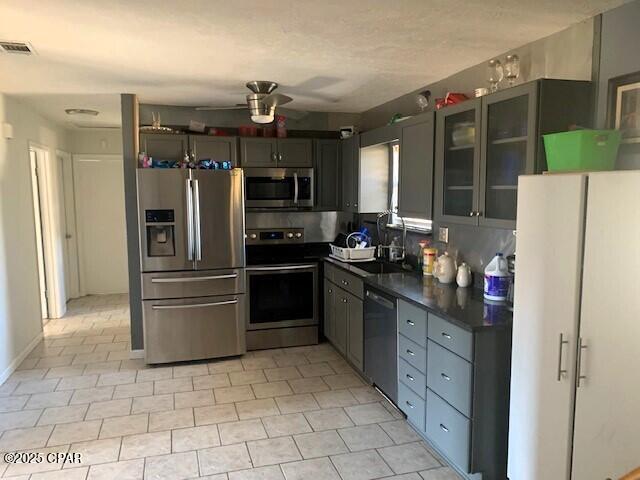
<box><xmin>297</xmin><ymin>177</ymin><xmax>312</xmax><ymax>200</ymax></box>
<box><xmin>246</xmin><ymin>177</ymin><xmax>294</xmax><ymax>201</ymax></box>
<box><xmin>249</xmin><ymin>271</ymin><xmax>313</xmax><ymax>323</ymax></box>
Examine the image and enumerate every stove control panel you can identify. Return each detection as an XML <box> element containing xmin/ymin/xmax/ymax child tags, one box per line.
<box><xmin>245</xmin><ymin>228</ymin><xmax>304</xmax><ymax>245</ymax></box>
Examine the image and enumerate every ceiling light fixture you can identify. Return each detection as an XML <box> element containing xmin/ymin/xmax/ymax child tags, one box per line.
<box><xmin>250</xmin><ymin>114</ymin><xmax>274</xmax><ymax>124</ymax></box>
<box><xmin>65</xmin><ymin>108</ymin><xmax>99</xmax><ymax>116</ymax></box>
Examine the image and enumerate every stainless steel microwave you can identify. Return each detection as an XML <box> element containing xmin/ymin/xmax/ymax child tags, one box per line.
<box><xmin>244</xmin><ymin>168</ymin><xmax>313</xmax><ymax>209</ymax></box>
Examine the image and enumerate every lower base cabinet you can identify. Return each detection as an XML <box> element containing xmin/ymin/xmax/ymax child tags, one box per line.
<box><xmin>323</xmin><ymin>269</ymin><xmax>364</xmax><ymax>373</ymax></box>
<box><xmin>396</xmin><ymin>300</ymin><xmax>510</xmax><ymax>480</ymax></box>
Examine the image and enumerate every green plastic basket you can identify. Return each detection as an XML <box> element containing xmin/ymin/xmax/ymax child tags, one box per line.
<box><xmin>543</xmin><ymin>129</ymin><xmax>621</xmax><ymax>172</ymax></box>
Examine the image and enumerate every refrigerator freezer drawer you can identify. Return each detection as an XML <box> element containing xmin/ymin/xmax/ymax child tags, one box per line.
<box><xmin>143</xmin><ymin>294</ymin><xmax>246</xmax><ymax>363</ymax></box>
<box><xmin>141</xmin><ymin>269</ymin><xmax>245</xmax><ymax>300</ymax></box>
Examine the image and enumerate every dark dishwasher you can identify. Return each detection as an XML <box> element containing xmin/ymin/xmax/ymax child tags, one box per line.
<box><xmin>364</xmin><ymin>286</ymin><xmax>398</xmax><ymax>404</ymax></box>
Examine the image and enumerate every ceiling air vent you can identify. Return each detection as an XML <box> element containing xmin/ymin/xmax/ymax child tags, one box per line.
<box><xmin>0</xmin><ymin>41</ymin><xmax>35</xmax><ymax>55</ymax></box>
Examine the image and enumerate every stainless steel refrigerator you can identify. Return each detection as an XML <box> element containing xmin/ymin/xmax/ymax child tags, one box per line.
<box><xmin>137</xmin><ymin>168</ymin><xmax>246</xmax><ymax>364</ymax></box>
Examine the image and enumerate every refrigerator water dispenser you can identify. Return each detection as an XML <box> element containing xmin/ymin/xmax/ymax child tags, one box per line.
<box><xmin>145</xmin><ymin>210</ymin><xmax>175</xmax><ymax>257</ymax></box>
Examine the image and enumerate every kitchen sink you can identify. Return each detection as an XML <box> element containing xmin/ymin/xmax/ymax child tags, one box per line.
<box><xmin>353</xmin><ymin>261</ymin><xmax>407</xmax><ymax>274</ymax></box>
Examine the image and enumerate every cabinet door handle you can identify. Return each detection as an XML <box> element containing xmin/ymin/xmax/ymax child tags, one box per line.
<box><xmin>405</xmin><ymin>401</ymin><xmax>415</xmax><ymax>409</ymax></box>
<box><xmin>406</xmin><ymin>349</ymin><xmax>415</xmax><ymax>356</ymax></box>
<box><xmin>441</xmin><ymin>332</ymin><xmax>452</xmax><ymax>340</ymax></box>
<box><xmin>278</xmin><ymin>152</ymin><xmax>283</xmax><ymax>162</ymax></box>
<box><xmin>406</xmin><ymin>374</ymin><xmax>414</xmax><ymax>381</ymax></box>
<box><xmin>476</xmin><ymin>211</ymin><xmax>483</xmax><ymax>217</ymax></box>
<box><xmin>328</xmin><ymin>289</ymin><xmax>332</xmax><ymax>294</ymax></box>
<box><xmin>342</xmin><ymin>298</ymin><xmax>348</xmax><ymax>304</ymax></box>
<box><xmin>406</xmin><ymin>319</ymin><xmax>415</xmax><ymax>326</ymax></box>
<box><xmin>439</xmin><ymin>423</ymin><xmax>449</xmax><ymax>433</ymax></box>
<box><xmin>271</xmin><ymin>152</ymin><xmax>277</xmax><ymax>162</ymax></box>
<box><xmin>556</xmin><ymin>333</ymin><xmax>569</xmax><ymax>381</ymax></box>
<box><xmin>342</xmin><ymin>280</ymin><xmax>349</xmax><ymax>286</ymax></box>
<box><xmin>576</xmin><ymin>337</ymin><xmax>588</xmax><ymax>387</ymax></box>
<box><xmin>441</xmin><ymin>373</ymin><xmax>451</xmax><ymax>381</ymax></box>
<box><xmin>469</xmin><ymin>211</ymin><xmax>475</xmax><ymax>217</ymax></box>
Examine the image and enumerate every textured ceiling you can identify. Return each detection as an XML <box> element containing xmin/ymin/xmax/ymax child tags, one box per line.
<box><xmin>0</xmin><ymin>0</ymin><xmax>627</xmax><ymax>127</ymax></box>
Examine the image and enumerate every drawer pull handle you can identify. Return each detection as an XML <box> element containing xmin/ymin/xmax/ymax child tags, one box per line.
<box><xmin>342</xmin><ymin>280</ymin><xmax>349</xmax><ymax>285</ymax></box>
<box><xmin>406</xmin><ymin>319</ymin><xmax>415</xmax><ymax>326</ymax></box>
<box><xmin>406</xmin><ymin>374</ymin><xmax>414</xmax><ymax>381</ymax></box>
<box><xmin>406</xmin><ymin>401</ymin><xmax>415</xmax><ymax>409</ymax></box>
<box><xmin>151</xmin><ymin>273</ymin><xmax>238</xmax><ymax>283</ymax></box>
<box><xmin>441</xmin><ymin>332</ymin><xmax>452</xmax><ymax>340</ymax></box>
<box><xmin>406</xmin><ymin>349</ymin><xmax>415</xmax><ymax>356</ymax></box>
<box><xmin>441</xmin><ymin>373</ymin><xmax>451</xmax><ymax>381</ymax></box>
<box><xmin>151</xmin><ymin>299</ymin><xmax>238</xmax><ymax>310</ymax></box>
<box><xmin>439</xmin><ymin>423</ymin><xmax>449</xmax><ymax>433</ymax></box>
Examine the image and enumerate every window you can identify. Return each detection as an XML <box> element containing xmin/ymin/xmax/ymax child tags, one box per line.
<box><xmin>389</xmin><ymin>143</ymin><xmax>433</xmax><ymax>232</ymax></box>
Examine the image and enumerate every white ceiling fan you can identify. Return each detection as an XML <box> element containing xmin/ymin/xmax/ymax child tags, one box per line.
<box><xmin>196</xmin><ymin>81</ymin><xmax>307</xmax><ymax>123</ymax></box>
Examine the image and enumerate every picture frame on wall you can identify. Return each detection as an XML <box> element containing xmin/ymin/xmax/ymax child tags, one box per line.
<box><xmin>608</xmin><ymin>71</ymin><xmax>640</xmax><ymax>144</ymax></box>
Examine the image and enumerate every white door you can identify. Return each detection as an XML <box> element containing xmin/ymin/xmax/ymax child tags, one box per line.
<box><xmin>571</xmin><ymin>171</ymin><xmax>640</xmax><ymax>480</ymax></box>
<box><xmin>508</xmin><ymin>174</ymin><xmax>587</xmax><ymax>480</ymax></box>
<box><xmin>73</xmin><ymin>156</ymin><xmax>128</xmax><ymax>295</ymax></box>
<box><xmin>30</xmin><ymin>150</ymin><xmax>48</xmax><ymax>318</ymax></box>
<box><xmin>59</xmin><ymin>153</ymin><xmax>80</xmax><ymax>299</ymax></box>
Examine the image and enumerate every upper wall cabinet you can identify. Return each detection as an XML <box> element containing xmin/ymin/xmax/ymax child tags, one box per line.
<box><xmin>341</xmin><ymin>134</ymin><xmax>360</xmax><ymax>213</ymax></box>
<box><xmin>140</xmin><ymin>133</ymin><xmax>189</xmax><ymax>162</ymax></box>
<box><xmin>398</xmin><ymin>112</ymin><xmax>435</xmax><ymax>220</ymax></box>
<box><xmin>434</xmin><ymin>79</ymin><xmax>591</xmax><ymax>229</ymax></box>
<box><xmin>240</xmin><ymin>138</ymin><xmax>313</xmax><ymax>167</ymax></box>
<box><xmin>314</xmin><ymin>139</ymin><xmax>341</xmax><ymax>211</ymax></box>
<box><xmin>189</xmin><ymin>136</ymin><xmax>238</xmax><ymax>165</ymax></box>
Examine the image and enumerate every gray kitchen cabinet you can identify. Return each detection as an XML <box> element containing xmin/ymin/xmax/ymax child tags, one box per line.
<box><xmin>434</xmin><ymin>79</ymin><xmax>591</xmax><ymax>229</ymax></box>
<box><xmin>140</xmin><ymin>133</ymin><xmax>189</xmax><ymax>162</ymax></box>
<box><xmin>240</xmin><ymin>138</ymin><xmax>278</xmax><ymax>167</ymax></box>
<box><xmin>278</xmin><ymin>138</ymin><xmax>313</xmax><ymax>167</ymax></box>
<box><xmin>345</xmin><ymin>290</ymin><xmax>364</xmax><ymax>372</ymax></box>
<box><xmin>333</xmin><ymin>288</ymin><xmax>348</xmax><ymax>356</ymax></box>
<box><xmin>189</xmin><ymin>136</ymin><xmax>238</xmax><ymax>165</ymax></box>
<box><xmin>323</xmin><ymin>262</ymin><xmax>365</xmax><ymax>374</ymax></box>
<box><xmin>398</xmin><ymin>113</ymin><xmax>435</xmax><ymax>219</ymax></box>
<box><xmin>323</xmin><ymin>279</ymin><xmax>336</xmax><ymax>343</ymax></box>
<box><xmin>340</xmin><ymin>135</ymin><xmax>360</xmax><ymax>212</ymax></box>
<box><xmin>395</xmin><ymin>303</ymin><xmax>511</xmax><ymax>480</ymax></box>
<box><xmin>240</xmin><ymin>138</ymin><xmax>312</xmax><ymax>167</ymax></box>
<box><xmin>314</xmin><ymin>139</ymin><xmax>341</xmax><ymax>211</ymax></box>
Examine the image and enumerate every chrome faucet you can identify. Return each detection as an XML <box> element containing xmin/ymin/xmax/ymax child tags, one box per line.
<box><xmin>376</xmin><ymin>210</ymin><xmax>406</xmax><ymax>263</ymax></box>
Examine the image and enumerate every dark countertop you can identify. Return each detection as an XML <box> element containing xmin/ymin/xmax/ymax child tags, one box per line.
<box><xmin>323</xmin><ymin>257</ymin><xmax>512</xmax><ymax>332</ymax></box>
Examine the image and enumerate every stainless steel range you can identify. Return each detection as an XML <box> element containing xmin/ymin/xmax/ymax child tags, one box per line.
<box><xmin>245</xmin><ymin>228</ymin><xmax>321</xmax><ymax>350</ymax></box>
<box><xmin>136</xmin><ymin>168</ymin><xmax>246</xmax><ymax>364</ymax></box>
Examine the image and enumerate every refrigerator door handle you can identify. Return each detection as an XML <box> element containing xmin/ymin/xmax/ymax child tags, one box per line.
<box><xmin>193</xmin><ymin>178</ymin><xmax>202</xmax><ymax>261</ymax></box>
<box><xmin>151</xmin><ymin>299</ymin><xmax>238</xmax><ymax>310</ymax></box>
<box><xmin>151</xmin><ymin>273</ymin><xmax>238</xmax><ymax>283</ymax></box>
<box><xmin>185</xmin><ymin>178</ymin><xmax>194</xmax><ymax>261</ymax></box>
<box><xmin>293</xmin><ymin>172</ymin><xmax>299</xmax><ymax>204</ymax></box>
<box><xmin>576</xmin><ymin>337</ymin><xmax>588</xmax><ymax>387</ymax></box>
<box><xmin>556</xmin><ymin>333</ymin><xmax>569</xmax><ymax>381</ymax></box>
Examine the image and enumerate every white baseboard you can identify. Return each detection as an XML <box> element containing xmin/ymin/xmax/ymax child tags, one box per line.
<box><xmin>129</xmin><ymin>349</ymin><xmax>145</xmax><ymax>360</ymax></box>
<box><xmin>0</xmin><ymin>331</ymin><xmax>44</xmax><ymax>385</ymax></box>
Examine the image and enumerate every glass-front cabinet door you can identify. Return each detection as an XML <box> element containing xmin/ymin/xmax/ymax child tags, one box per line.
<box><xmin>479</xmin><ymin>83</ymin><xmax>537</xmax><ymax>228</ymax></box>
<box><xmin>434</xmin><ymin>99</ymin><xmax>481</xmax><ymax>225</ymax></box>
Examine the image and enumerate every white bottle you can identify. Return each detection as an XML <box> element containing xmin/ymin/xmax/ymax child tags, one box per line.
<box><xmin>484</xmin><ymin>253</ymin><xmax>511</xmax><ymax>301</ymax></box>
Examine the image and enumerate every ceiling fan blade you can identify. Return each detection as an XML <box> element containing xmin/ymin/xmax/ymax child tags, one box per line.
<box><xmin>195</xmin><ymin>104</ymin><xmax>247</xmax><ymax>111</ymax></box>
<box><xmin>261</xmin><ymin>93</ymin><xmax>293</xmax><ymax>108</ymax></box>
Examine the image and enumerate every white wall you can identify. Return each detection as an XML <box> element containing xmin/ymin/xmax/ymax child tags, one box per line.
<box><xmin>67</xmin><ymin>128</ymin><xmax>122</xmax><ymax>155</ymax></box>
<box><xmin>0</xmin><ymin>94</ymin><xmax>69</xmax><ymax>382</ymax></box>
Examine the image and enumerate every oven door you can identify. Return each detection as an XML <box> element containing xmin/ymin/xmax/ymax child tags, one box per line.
<box><xmin>246</xmin><ymin>263</ymin><xmax>318</xmax><ymax>330</ymax></box>
<box><xmin>244</xmin><ymin>168</ymin><xmax>313</xmax><ymax>208</ymax></box>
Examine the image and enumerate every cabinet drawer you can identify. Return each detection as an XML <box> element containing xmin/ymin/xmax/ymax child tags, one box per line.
<box><xmin>398</xmin><ymin>334</ymin><xmax>426</xmax><ymax>371</ymax></box>
<box><xmin>427</xmin><ymin>340</ymin><xmax>472</xmax><ymax>417</ymax></box>
<box><xmin>324</xmin><ymin>262</ymin><xmax>337</xmax><ymax>283</ymax></box>
<box><xmin>398</xmin><ymin>382</ymin><xmax>425</xmax><ymax>432</ymax></box>
<box><xmin>425</xmin><ymin>389</ymin><xmax>471</xmax><ymax>472</ymax></box>
<box><xmin>428</xmin><ymin>314</ymin><xmax>473</xmax><ymax>361</ymax></box>
<box><xmin>398</xmin><ymin>300</ymin><xmax>428</xmax><ymax>347</ymax></box>
<box><xmin>333</xmin><ymin>269</ymin><xmax>363</xmax><ymax>299</ymax></box>
<box><xmin>399</xmin><ymin>358</ymin><xmax>426</xmax><ymax>399</ymax></box>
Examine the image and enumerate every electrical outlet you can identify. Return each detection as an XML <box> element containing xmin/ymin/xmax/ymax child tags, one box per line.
<box><xmin>438</xmin><ymin>227</ymin><xmax>449</xmax><ymax>243</ymax></box>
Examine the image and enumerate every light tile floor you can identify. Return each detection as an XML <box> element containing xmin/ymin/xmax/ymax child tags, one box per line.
<box><xmin>0</xmin><ymin>294</ymin><xmax>462</xmax><ymax>480</ymax></box>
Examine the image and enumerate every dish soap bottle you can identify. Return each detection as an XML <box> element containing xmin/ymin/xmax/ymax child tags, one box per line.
<box><xmin>484</xmin><ymin>253</ymin><xmax>511</xmax><ymax>301</ymax></box>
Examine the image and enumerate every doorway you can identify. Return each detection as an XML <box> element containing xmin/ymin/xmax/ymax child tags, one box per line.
<box><xmin>29</xmin><ymin>147</ymin><xmax>49</xmax><ymax>321</ymax></box>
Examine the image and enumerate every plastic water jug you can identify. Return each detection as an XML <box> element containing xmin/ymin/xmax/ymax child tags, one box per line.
<box><xmin>484</xmin><ymin>253</ymin><xmax>511</xmax><ymax>301</ymax></box>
